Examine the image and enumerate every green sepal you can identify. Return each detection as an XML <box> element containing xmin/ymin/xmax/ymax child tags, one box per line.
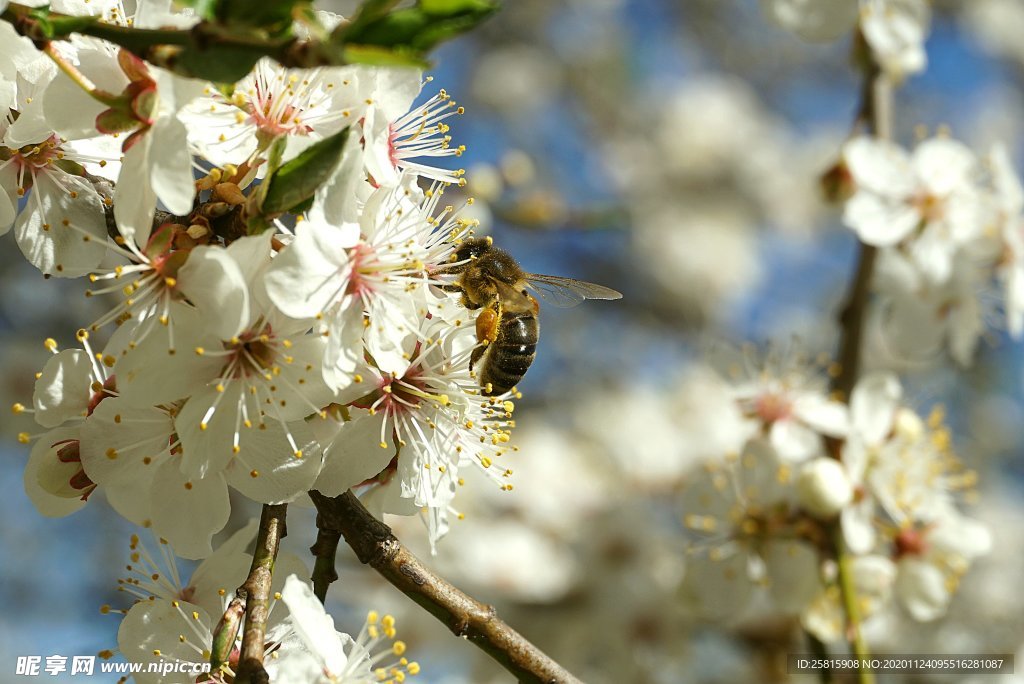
<box><xmin>143</xmin><ymin>224</ymin><xmax>176</xmax><ymax>260</ymax></box>
<box><xmin>261</xmin><ymin>127</ymin><xmax>350</xmax><ymax>215</ymax></box>
<box><xmin>52</xmin><ymin>159</ymin><xmax>87</xmax><ymax>177</ymax></box>
<box><xmin>95</xmin><ymin>107</ymin><xmax>139</xmax><ymax>135</ymax></box>
<box><xmin>209</xmin><ymin>596</ymin><xmax>245</xmax><ymax>671</ymax></box>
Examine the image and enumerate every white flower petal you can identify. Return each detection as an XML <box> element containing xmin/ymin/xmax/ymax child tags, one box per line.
<box><xmin>118</xmin><ymin>600</ymin><xmax>212</xmax><ymax>684</ymax></box>
<box><xmin>281</xmin><ymin>575</ymin><xmax>349</xmax><ymax>676</ymax></box>
<box><xmin>844</xmin><ymin>137</ymin><xmax>915</xmax><ymax>196</ymax></box>
<box><xmin>793</xmin><ymin>394</ymin><xmax>849</xmax><ymax>437</ymax></box>
<box><xmin>314</xmin><ymin>410</ymin><xmax>395</xmax><ymax>496</ymax></box>
<box><xmin>843</xmin><ymin>192</ymin><xmax>920</xmax><ymax>246</ymax></box>
<box><xmin>850</xmin><ymin>371</ymin><xmax>901</xmax><ymax>444</ymax></box>
<box><xmin>114</xmin><ymin>136</ymin><xmax>158</xmax><ymax>249</ymax></box>
<box><xmin>896</xmin><ymin>558</ymin><xmax>949</xmax><ymax>622</ymax></box>
<box><xmin>678</xmin><ymin>549</ymin><xmax>755</xmax><ymax>620</ymax></box>
<box><xmin>913</xmin><ymin>138</ymin><xmax>977</xmax><ymax>197</ymax></box>
<box><xmin>842</xmin><ymin>500</ymin><xmax>877</xmax><ymax>554</ymax></box>
<box><xmin>32</xmin><ymin>349</ymin><xmax>92</xmax><ymax>427</ymax></box>
<box><xmin>760</xmin><ymin>0</ymin><xmax>858</xmax><ymax>41</ymax></box>
<box><xmin>79</xmin><ymin>398</ymin><xmax>173</xmax><ymax>484</ymax></box>
<box><xmin>223</xmin><ymin>419</ymin><xmax>324</xmax><ymax>503</ymax></box>
<box><xmin>770</xmin><ymin>418</ymin><xmax>822</xmax><ymax>462</ymax></box>
<box><xmin>116</xmin><ymin>321</ymin><xmax>222</xmax><ymax>407</ymax></box>
<box><xmin>148</xmin><ymin>115</ymin><xmax>196</xmax><ymax>215</ymax></box>
<box><xmin>14</xmin><ymin>172</ymin><xmax>108</xmax><ymax>276</ymax></box>
<box><xmin>264</xmin><ymin>220</ymin><xmax>354</xmax><ymax>319</ymax></box>
<box><xmin>24</xmin><ymin>427</ymin><xmax>89</xmax><ymax>517</ymax></box>
<box><xmin>764</xmin><ymin>539</ymin><xmax>821</xmax><ymax>612</ymax></box>
<box><xmin>177</xmin><ymin>244</ymin><xmax>251</xmax><ymax>340</ymax></box>
<box><xmin>150</xmin><ymin>455</ymin><xmax>230</xmax><ymax>559</ymax></box>
<box><xmin>174</xmin><ymin>384</ymin><xmax>246</xmax><ymax>480</ymax></box>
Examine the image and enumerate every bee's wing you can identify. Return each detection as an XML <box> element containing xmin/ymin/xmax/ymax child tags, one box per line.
<box><xmin>524</xmin><ymin>273</ymin><xmax>622</xmax><ymax>309</ymax></box>
<box><xmin>492</xmin><ymin>278</ymin><xmax>537</xmax><ymax>310</ymax></box>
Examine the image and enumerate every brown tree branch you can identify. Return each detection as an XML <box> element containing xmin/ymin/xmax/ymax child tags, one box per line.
<box><xmin>823</xmin><ymin>38</ymin><xmax>894</xmax><ymax>684</ymax></box>
<box><xmin>309</xmin><ymin>514</ymin><xmax>342</xmax><ymax>603</ymax></box>
<box><xmin>234</xmin><ymin>503</ymin><xmax>288</xmax><ymax>684</ymax></box>
<box><xmin>308</xmin><ymin>489</ymin><xmax>583</xmax><ymax>684</ymax></box>
<box><xmin>832</xmin><ymin>42</ymin><xmax>892</xmax><ymax>401</ymax></box>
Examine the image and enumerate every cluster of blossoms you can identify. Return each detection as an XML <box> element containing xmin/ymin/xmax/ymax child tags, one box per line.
<box><xmin>14</xmin><ymin>1</ymin><xmax>514</xmax><ymax>556</ymax></box>
<box><xmin>679</xmin><ymin>349</ymin><xmax>991</xmax><ymax>638</ymax></box>
<box><xmin>838</xmin><ymin>135</ymin><xmax>1024</xmax><ymax>367</ymax></box>
<box><xmin>110</xmin><ymin>526</ymin><xmax>419</xmax><ymax>683</ymax></box>
<box><xmin>5</xmin><ymin>0</ymin><xmax>521</xmax><ymax>675</ymax></box>
<box><xmin>762</xmin><ymin>0</ymin><xmax>930</xmax><ymax>79</ymax></box>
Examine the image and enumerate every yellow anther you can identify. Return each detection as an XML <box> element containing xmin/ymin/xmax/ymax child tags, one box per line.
<box><xmin>11</xmin><ymin>403</ymin><xmax>25</xmax><ymax>414</ymax></box>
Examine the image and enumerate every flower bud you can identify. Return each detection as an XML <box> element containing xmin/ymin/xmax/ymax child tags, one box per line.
<box><xmin>894</xmin><ymin>407</ymin><xmax>924</xmax><ymax>442</ymax></box>
<box><xmin>797</xmin><ymin>457</ymin><xmax>853</xmax><ymax>519</ymax></box>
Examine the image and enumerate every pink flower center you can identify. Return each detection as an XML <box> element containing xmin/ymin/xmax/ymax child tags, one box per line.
<box><xmin>912</xmin><ymin>192</ymin><xmax>946</xmax><ymax>224</ymax></box>
<box><xmin>223</xmin><ymin>326</ymin><xmax>278</xmax><ymax>378</ymax></box>
<box><xmin>377</xmin><ymin>366</ymin><xmax>429</xmax><ymax>416</ymax></box>
<box><xmin>6</xmin><ymin>134</ymin><xmax>62</xmax><ymax>173</ymax></box>
<box><xmin>755</xmin><ymin>392</ymin><xmax>793</xmax><ymax>424</ymax></box>
<box><xmin>387</xmin><ymin>122</ymin><xmax>401</xmax><ymax>168</ymax></box>
<box><xmin>346</xmin><ymin>242</ymin><xmax>378</xmax><ymax>299</ymax></box>
<box><xmin>248</xmin><ymin>90</ymin><xmax>313</xmax><ymax>138</ymax></box>
<box><xmin>895</xmin><ymin>526</ymin><xmax>929</xmax><ymax>558</ymax></box>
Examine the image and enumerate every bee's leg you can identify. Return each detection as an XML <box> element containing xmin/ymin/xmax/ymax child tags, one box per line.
<box><xmin>471</xmin><ymin>306</ymin><xmax>500</xmax><ymax>370</ymax></box>
<box><xmin>475</xmin><ymin>306</ymin><xmax>500</xmax><ymax>344</ymax></box>
<box><xmin>433</xmin><ymin>283</ymin><xmax>480</xmax><ymax>310</ymax></box>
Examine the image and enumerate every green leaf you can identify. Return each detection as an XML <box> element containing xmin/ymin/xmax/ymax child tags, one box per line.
<box><xmin>174</xmin><ymin>44</ymin><xmax>266</xmax><ymax>82</ymax></box>
<box><xmin>334</xmin><ymin>0</ymin><xmax>498</xmax><ymax>53</ymax></box>
<box><xmin>345</xmin><ymin>0</ymin><xmax>402</xmax><ymax>34</ymax></box>
<box><xmin>216</xmin><ymin>0</ymin><xmax>309</xmax><ymax>35</ymax></box>
<box><xmin>342</xmin><ymin>44</ymin><xmax>429</xmax><ymax>68</ymax></box>
<box><xmin>261</xmin><ymin>127</ymin><xmax>350</xmax><ymax>215</ymax></box>
<box><xmin>420</xmin><ymin>0</ymin><xmax>495</xmax><ymax>13</ymax></box>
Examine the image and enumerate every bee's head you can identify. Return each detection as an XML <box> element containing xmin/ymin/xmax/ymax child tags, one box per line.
<box><xmin>453</xmin><ymin>236</ymin><xmax>493</xmax><ymax>263</ymax></box>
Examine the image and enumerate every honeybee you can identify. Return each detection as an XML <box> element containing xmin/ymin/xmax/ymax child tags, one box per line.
<box><xmin>443</xmin><ymin>237</ymin><xmax>622</xmax><ymax>395</ymax></box>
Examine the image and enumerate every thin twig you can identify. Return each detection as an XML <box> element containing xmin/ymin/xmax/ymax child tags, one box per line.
<box><xmin>309</xmin><ymin>490</ymin><xmax>583</xmax><ymax>684</ymax></box>
<box><xmin>2</xmin><ymin>1</ymin><xmax>339</xmax><ymax>82</ymax></box>
<box><xmin>826</xmin><ymin>40</ymin><xmax>893</xmax><ymax>684</ymax></box>
<box><xmin>234</xmin><ymin>503</ymin><xmax>288</xmax><ymax>684</ymax></box>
